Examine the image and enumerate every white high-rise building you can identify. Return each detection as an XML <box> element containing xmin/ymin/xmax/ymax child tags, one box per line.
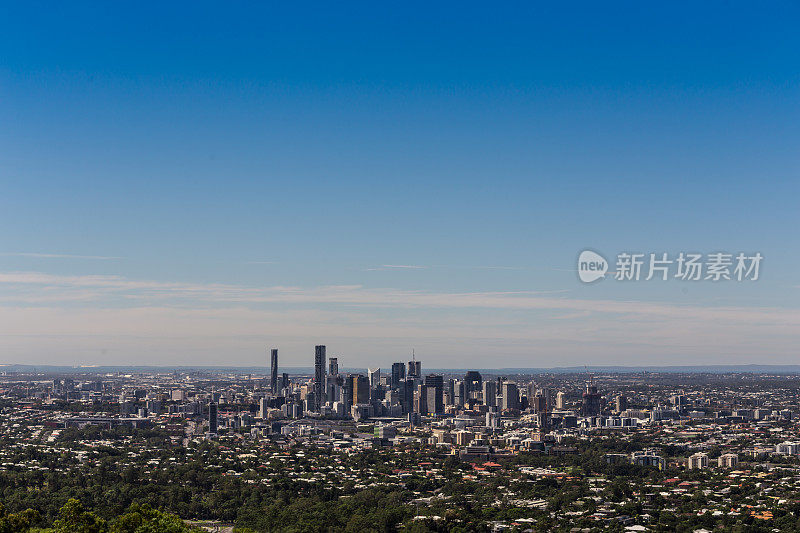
<box><xmin>776</xmin><ymin>441</ymin><xmax>800</xmax><ymax>455</ymax></box>
<box><xmin>555</xmin><ymin>391</ymin><xmax>566</xmax><ymax>410</ymax></box>
<box><xmin>688</xmin><ymin>452</ymin><xmax>709</xmax><ymax>470</ymax></box>
<box><xmin>259</xmin><ymin>397</ymin><xmax>269</xmax><ymax>418</ymax></box>
<box><xmin>368</xmin><ymin>368</ymin><xmax>381</xmax><ymax>388</ymax></box>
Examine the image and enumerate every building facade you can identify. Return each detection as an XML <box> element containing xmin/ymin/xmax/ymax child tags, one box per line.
<box><xmin>314</xmin><ymin>345</ymin><xmax>326</xmax><ymax>411</ymax></box>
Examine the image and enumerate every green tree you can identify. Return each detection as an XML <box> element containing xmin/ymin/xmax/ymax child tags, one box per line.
<box><xmin>53</xmin><ymin>499</ymin><xmax>106</xmax><ymax>533</ymax></box>
<box><xmin>111</xmin><ymin>503</ymin><xmax>203</xmax><ymax>533</ymax></box>
<box><xmin>0</xmin><ymin>502</ymin><xmax>40</xmax><ymax>533</ymax></box>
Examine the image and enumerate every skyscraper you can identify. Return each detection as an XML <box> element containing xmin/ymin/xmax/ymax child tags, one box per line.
<box><xmin>534</xmin><ymin>392</ymin><xmax>550</xmax><ymax>431</ymax></box>
<box><xmin>270</xmin><ymin>348</ymin><xmax>279</xmax><ymax>394</ymax></box>
<box><xmin>464</xmin><ymin>371</ymin><xmax>482</xmax><ymax>400</ymax></box>
<box><xmin>414</xmin><ymin>384</ymin><xmax>428</xmax><ymax>414</ymax></box>
<box><xmin>407</xmin><ymin>356</ymin><xmax>421</xmax><ymax>379</ymax></box>
<box><xmin>482</xmin><ymin>380</ymin><xmax>497</xmax><ymax>408</ymax></box>
<box><xmin>368</xmin><ymin>368</ymin><xmax>381</xmax><ymax>388</ymax></box>
<box><xmin>424</xmin><ymin>374</ymin><xmax>444</xmax><ymax>414</ymax></box>
<box><xmin>453</xmin><ymin>379</ymin><xmax>465</xmax><ymax>407</ymax></box>
<box><xmin>501</xmin><ymin>382</ymin><xmax>519</xmax><ymax>410</ymax></box>
<box><xmin>400</xmin><ymin>378</ymin><xmax>414</xmax><ymax>414</ymax></box>
<box><xmin>328</xmin><ymin>357</ymin><xmax>338</xmax><ymax>376</ymax></box>
<box><xmin>533</xmin><ymin>393</ymin><xmax>547</xmax><ymax>414</ymax></box>
<box><xmin>445</xmin><ymin>378</ymin><xmax>455</xmax><ymax>406</ymax></box>
<box><xmin>314</xmin><ymin>345</ymin><xmax>326</xmax><ymax>411</ymax></box>
<box><xmin>424</xmin><ymin>374</ymin><xmax>443</xmax><ymax>388</ymax></box>
<box><xmin>615</xmin><ymin>394</ymin><xmax>628</xmax><ymax>413</ymax></box>
<box><xmin>555</xmin><ymin>391</ymin><xmax>566</xmax><ymax>410</ymax></box>
<box><xmin>352</xmin><ymin>374</ymin><xmax>370</xmax><ymax>405</ymax></box>
<box><xmin>391</xmin><ymin>362</ymin><xmax>405</xmax><ymax>388</ymax></box>
<box><xmin>581</xmin><ymin>377</ymin><xmax>602</xmax><ymax>416</ymax></box>
<box><xmin>425</xmin><ymin>386</ymin><xmax>439</xmax><ymax>415</ymax></box>
<box><xmin>342</xmin><ymin>375</ymin><xmax>353</xmax><ymax>412</ymax></box>
<box><xmin>258</xmin><ymin>397</ymin><xmax>268</xmax><ymax>418</ymax></box>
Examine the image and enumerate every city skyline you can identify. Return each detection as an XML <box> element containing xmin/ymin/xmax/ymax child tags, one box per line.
<box><xmin>4</xmin><ymin>4</ymin><xmax>800</xmax><ymax>532</ymax></box>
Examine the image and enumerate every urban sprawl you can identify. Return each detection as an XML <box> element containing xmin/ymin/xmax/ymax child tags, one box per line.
<box><xmin>3</xmin><ymin>348</ymin><xmax>800</xmax><ymax>532</ymax></box>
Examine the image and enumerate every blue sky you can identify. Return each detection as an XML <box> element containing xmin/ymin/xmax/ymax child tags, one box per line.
<box><xmin>1</xmin><ymin>2</ymin><xmax>799</xmax><ymax>367</ymax></box>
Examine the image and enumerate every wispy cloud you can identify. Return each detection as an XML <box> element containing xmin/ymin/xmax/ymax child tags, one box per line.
<box><xmin>366</xmin><ymin>264</ymin><xmax>528</xmax><ymax>272</ymax></box>
<box><xmin>363</xmin><ymin>264</ymin><xmax>428</xmax><ymax>271</ymax></box>
<box><xmin>381</xmin><ymin>264</ymin><xmax>427</xmax><ymax>269</ymax></box>
<box><xmin>0</xmin><ymin>270</ymin><xmax>799</xmax><ymax>366</ymax></box>
<box><xmin>0</xmin><ymin>270</ymin><xmax>797</xmax><ymax>325</ymax></box>
<box><xmin>471</xmin><ymin>266</ymin><xmax>526</xmax><ymax>271</ymax></box>
<box><xmin>0</xmin><ymin>252</ymin><xmax>120</xmax><ymax>260</ymax></box>
<box><xmin>429</xmin><ymin>264</ymin><xmax>529</xmax><ymax>271</ymax></box>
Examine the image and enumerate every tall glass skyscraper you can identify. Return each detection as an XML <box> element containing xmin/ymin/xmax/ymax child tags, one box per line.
<box><xmin>314</xmin><ymin>345</ymin><xmax>326</xmax><ymax>411</ymax></box>
<box><xmin>391</xmin><ymin>362</ymin><xmax>405</xmax><ymax>388</ymax></box>
<box><xmin>270</xmin><ymin>348</ymin><xmax>278</xmax><ymax>394</ymax></box>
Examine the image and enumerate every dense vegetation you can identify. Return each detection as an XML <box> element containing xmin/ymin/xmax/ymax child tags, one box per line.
<box><xmin>0</xmin><ymin>499</ymin><xmax>202</xmax><ymax>533</ymax></box>
<box><xmin>0</xmin><ymin>427</ymin><xmax>799</xmax><ymax>531</ymax></box>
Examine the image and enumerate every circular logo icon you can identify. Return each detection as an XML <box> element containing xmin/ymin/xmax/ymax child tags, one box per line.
<box><xmin>578</xmin><ymin>250</ymin><xmax>608</xmax><ymax>283</ymax></box>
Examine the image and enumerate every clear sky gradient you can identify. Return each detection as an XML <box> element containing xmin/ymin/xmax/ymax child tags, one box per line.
<box><xmin>1</xmin><ymin>2</ymin><xmax>799</xmax><ymax>367</ymax></box>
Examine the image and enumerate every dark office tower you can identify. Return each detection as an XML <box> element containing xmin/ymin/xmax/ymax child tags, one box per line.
<box><xmin>482</xmin><ymin>380</ymin><xmax>497</xmax><ymax>408</ymax></box>
<box><xmin>208</xmin><ymin>402</ymin><xmax>218</xmax><ymax>434</ymax></box>
<box><xmin>539</xmin><ymin>387</ymin><xmax>552</xmax><ymax>410</ymax></box>
<box><xmin>391</xmin><ymin>362</ymin><xmax>406</xmax><ymax>387</ymax></box>
<box><xmin>305</xmin><ymin>392</ymin><xmax>316</xmax><ymax>413</ymax></box>
<box><xmin>342</xmin><ymin>375</ymin><xmax>353</xmax><ymax>411</ymax></box>
<box><xmin>281</xmin><ymin>373</ymin><xmax>289</xmax><ymax>391</ymax></box>
<box><xmin>370</xmin><ymin>382</ymin><xmax>384</xmax><ymax>405</ymax></box>
<box><xmin>453</xmin><ymin>380</ymin><xmax>465</xmax><ymax>407</ymax></box>
<box><xmin>314</xmin><ymin>345</ymin><xmax>326</xmax><ymax>411</ymax></box>
<box><xmin>408</xmin><ymin>360</ymin><xmax>421</xmax><ymax>379</ymax></box>
<box><xmin>446</xmin><ymin>379</ymin><xmax>455</xmax><ymax>405</ymax></box>
<box><xmin>501</xmin><ymin>382</ymin><xmax>520</xmax><ymax>410</ymax></box>
<box><xmin>424</xmin><ymin>374</ymin><xmax>444</xmax><ymax>414</ymax></box>
<box><xmin>615</xmin><ymin>394</ymin><xmax>628</xmax><ymax>413</ymax></box>
<box><xmin>352</xmin><ymin>374</ymin><xmax>370</xmax><ymax>405</ymax></box>
<box><xmin>464</xmin><ymin>371</ymin><xmax>483</xmax><ymax>399</ymax></box>
<box><xmin>326</xmin><ymin>377</ymin><xmax>338</xmax><ymax>405</ymax></box>
<box><xmin>535</xmin><ymin>398</ymin><xmax>550</xmax><ymax>431</ymax></box>
<box><xmin>533</xmin><ymin>393</ymin><xmax>547</xmax><ymax>414</ymax></box>
<box><xmin>581</xmin><ymin>377</ymin><xmax>602</xmax><ymax>416</ymax></box>
<box><xmin>328</xmin><ymin>357</ymin><xmax>338</xmax><ymax>376</ymax></box>
<box><xmin>400</xmin><ymin>378</ymin><xmax>415</xmax><ymax>414</ymax></box>
<box><xmin>414</xmin><ymin>384</ymin><xmax>428</xmax><ymax>414</ymax></box>
<box><xmin>425</xmin><ymin>374</ymin><xmax>443</xmax><ymax>389</ymax></box>
<box><xmin>270</xmin><ymin>348</ymin><xmax>279</xmax><ymax>394</ymax></box>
